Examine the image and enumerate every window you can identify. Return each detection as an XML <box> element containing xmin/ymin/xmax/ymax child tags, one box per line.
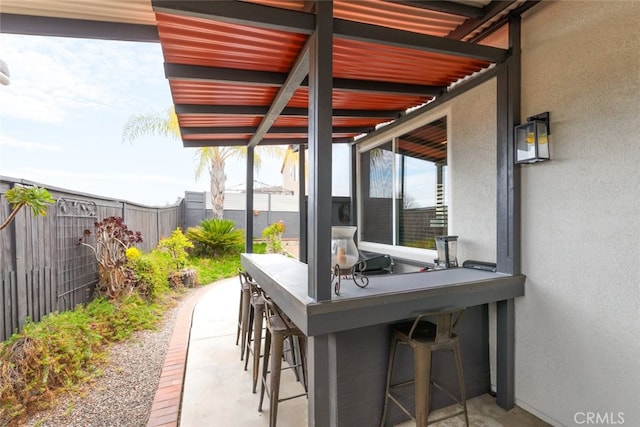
<box><xmin>360</xmin><ymin>117</ymin><xmax>448</xmax><ymax>251</ymax></box>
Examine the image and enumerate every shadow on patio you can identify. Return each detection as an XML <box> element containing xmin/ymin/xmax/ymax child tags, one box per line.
<box><xmin>148</xmin><ymin>276</ymin><xmax>550</xmax><ymax>427</ymax></box>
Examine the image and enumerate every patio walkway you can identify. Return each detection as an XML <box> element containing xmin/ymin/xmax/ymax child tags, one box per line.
<box><xmin>147</xmin><ymin>277</ymin><xmax>550</xmax><ymax>427</ymax></box>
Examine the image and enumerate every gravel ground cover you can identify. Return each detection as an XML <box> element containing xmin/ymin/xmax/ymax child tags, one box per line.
<box><xmin>21</xmin><ymin>291</ymin><xmax>193</xmax><ymax>427</ymax></box>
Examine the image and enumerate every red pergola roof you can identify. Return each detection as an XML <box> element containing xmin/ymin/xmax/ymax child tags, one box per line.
<box><xmin>150</xmin><ymin>0</ymin><xmax>522</xmax><ymax>148</ymax></box>
<box><xmin>1</xmin><ymin>0</ymin><xmax>526</xmax><ymax>148</ymax></box>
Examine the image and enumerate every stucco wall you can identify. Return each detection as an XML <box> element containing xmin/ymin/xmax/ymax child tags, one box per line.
<box><xmin>515</xmin><ymin>1</ymin><xmax>640</xmax><ymax>425</ymax></box>
<box><xmin>356</xmin><ymin>4</ymin><xmax>639</xmax><ymax>422</ymax></box>
<box><xmin>436</xmin><ymin>2</ymin><xmax>640</xmax><ymax>424</ymax></box>
<box><xmin>448</xmin><ymin>79</ymin><xmax>497</xmax><ymax>264</ymax></box>
<box><xmin>447</xmin><ymin>78</ymin><xmax>500</xmax><ymax>395</ymax></box>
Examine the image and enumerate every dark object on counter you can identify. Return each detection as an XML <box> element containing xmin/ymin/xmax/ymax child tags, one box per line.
<box><xmin>356</xmin><ymin>251</ymin><xmax>393</xmax><ymax>275</ymax></box>
<box><xmin>462</xmin><ymin>260</ymin><xmax>497</xmax><ymax>272</ymax></box>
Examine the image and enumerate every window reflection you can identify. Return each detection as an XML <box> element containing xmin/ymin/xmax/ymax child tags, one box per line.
<box><xmin>361</xmin><ymin>141</ymin><xmax>393</xmax><ymax>244</ymax></box>
<box><xmin>360</xmin><ymin>118</ymin><xmax>447</xmax><ymax>250</ymax></box>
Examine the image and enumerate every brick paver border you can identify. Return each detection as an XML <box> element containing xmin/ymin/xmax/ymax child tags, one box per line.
<box><xmin>147</xmin><ymin>285</ymin><xmax>212</xmax><ymax>427</ymax></box>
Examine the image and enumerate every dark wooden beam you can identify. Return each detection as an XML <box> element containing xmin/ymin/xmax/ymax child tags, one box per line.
<box><xmin>354</xmin><ymin>64</ymin><xmax>502</xmax><ymax>147</ymax></box>
<box><xmin>182</xmin><ymin>137</ymin><xmax>350</xmax><ymax>148</ymax></box>
<box><xmin>181</xmin><ymin>126</ymin><xmax>370</xmax><ymax>135</ymax></box>
<box><xmin>0</xmin><ymin>13</ymin><xmax>158</xmax><ymax>42</ymax></box>
<box><xmin>165</xmin><ymin>63</ymin><xmax>443</xmax><ymax>96</ymax></box>
<box><xmin>164</xmin><ymin>63</ymin><xmax>284</xmax><ymax>86</ymax></box>
<box><xmin>447</xmin><ymin>1</ymin><xmax>516</xmax><ymax>41</ymax></box>
<box><xmin>152</xmin><ymin>0</ymin><xmax>315</xmax><ymax>34</ymax></box>
<box><xmin>175</xmin><ymin>104</ymin><xmax>402</xmax><ymax>119</ymax></box>
<box><xmin>249</xmin><ymin>36</ymin><xmax>311</xmax><ymax>147</ymax></box>
<box><xmin>333</xmin><ymin>17</ymin><xmax>508</xmax><ymax>63</ymax></box>
<box><xmin>332</xmin><ymin>77</ymin><xmax>444</xmax><ymax>97</ymax></box>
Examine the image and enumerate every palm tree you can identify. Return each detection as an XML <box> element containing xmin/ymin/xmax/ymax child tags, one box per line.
<box><xmin>122</xmin><ymin>107</ymin><xmax>283</xmax><ymax>218</ymax></box>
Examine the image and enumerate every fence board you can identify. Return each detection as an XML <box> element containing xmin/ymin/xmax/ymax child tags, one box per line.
<box><xmin>0</xmin><ymin>178</ymin><xmax>183</xmax><ymax>341</ymax></box>
<box><xmin>1</xmin><ymin>272</ymin><xmax>13</xmax><ymax>338</ymax></box>
<box><xmin>10</xmin><ymin>271</ymin><xmax>18</xmax><ymax>336</ymax></box>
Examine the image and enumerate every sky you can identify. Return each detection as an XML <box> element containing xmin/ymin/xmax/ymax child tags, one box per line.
<box><xmin>0</xmin><ymin>34</ymin><xmax>349</xmax><ymax>206</ymax></box>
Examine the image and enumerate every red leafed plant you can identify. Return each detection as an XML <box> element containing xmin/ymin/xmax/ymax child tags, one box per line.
<box><xmin>78</xmin><ymin>216</ymin><xmax>143</xmax><ymax>299</ymax></box>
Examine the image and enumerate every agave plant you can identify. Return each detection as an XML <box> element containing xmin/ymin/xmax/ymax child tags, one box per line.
<box><xmin>186</xmin><ymin>218</ymin><xmax>244</xmax><ymax>257</ymax></box>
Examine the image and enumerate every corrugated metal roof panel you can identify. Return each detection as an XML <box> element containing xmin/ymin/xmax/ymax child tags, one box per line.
<box><xmin>334</xmin><ymin>38</ymin><xmax>489</xmax><ymax>85</ymax></box>
<box><xmin>183</xmin><ymin>133</ymin><xmax>253</xmax><ymax>141</ymax></box>
<box><xmin>169</xmin><ymin>81</ymin><xmax>280</xmax><ymax>106</ymax></box>
<box><xmin>334</xmin><ymin>0</ymin><xmax>466</xmax><ymax>37</ymax></box>
<box><xmin>287</xmin><ymin>89</ymin><xmax>431</xmax><ymax>111</ymax></box>
<box><xmin>156</xmin><ymin>12</ymin><xmax>307</xmax><ymax>72</ymax></box>
<box><xmin>152</xmin><ymin>0</ymin><xmax>517</xmax><ymax>147</ymax></box>
<box><xmin>1</xmin><ymin>0</ymin><xmax>156</xmax><ymax>25</ymax></box>
<box><xmin>178</xmin><ymin>116</ymin><xmax>262</xmax><ymax>127</ymax></box>
<box><xmin>2</xmin><ymin>0</ymin><xmax>524</xmax><ymax>148</ymax></box>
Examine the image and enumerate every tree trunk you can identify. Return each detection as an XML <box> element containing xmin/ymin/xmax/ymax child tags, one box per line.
<box><xmin>210</xmin><ymin>159</ymin><xmax>226</xmax><ymax>219</ymax></box>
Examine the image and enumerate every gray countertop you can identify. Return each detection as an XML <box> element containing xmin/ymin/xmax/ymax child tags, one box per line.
<box><xmin>241</xmin><ymin>253</ymin><xmax>525</xmax><ymax>336</ymax></box>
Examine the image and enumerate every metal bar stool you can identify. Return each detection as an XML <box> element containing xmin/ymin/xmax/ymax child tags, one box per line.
<box><xmin>237</xmin><ymin>268</ymin><xmax>252</xmax><ymax>361</ymax></box>
<box><xmin>259</xmin><ymin>295</ymin><xmax>308</xmax><ymax>427</ymax></box>
<box><xmin>244</xmin><ymin>275</ymin><xmax>266</xmax><ymax>393</ymax></box>
<box><xmin>380</xmin><ymin>308</ymin><xmax>469</xmax><ymax>427</ymax></box>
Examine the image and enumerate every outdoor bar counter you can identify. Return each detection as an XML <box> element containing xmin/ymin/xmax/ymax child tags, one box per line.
<box><xmin>242</xmin><ymin>253</ymin><xmax>525</xmax><ymax>425</ymax></box>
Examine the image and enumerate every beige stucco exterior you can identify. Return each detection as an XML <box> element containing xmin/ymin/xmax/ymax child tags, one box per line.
<box><xmin>359</xmin><ymin>1</ymin><xmax>639</xmax><ymax>424</ymax></box>
<box><xmin>515</xmin><ymin>2</ymin><xmax>639</xmax><ymax>424</ymax></box>
<box><xmin>452</xmin><ymin>1</ymin><xmax>640</xmax><ymax>424</ymax></box>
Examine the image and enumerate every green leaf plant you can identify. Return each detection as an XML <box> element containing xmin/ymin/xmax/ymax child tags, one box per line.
<box><xmin>0</xmin><ymin>185</ymin><xmax>55</xmax><ymax>231</ymax></box>
<box><xmin>262</xmin><ymin>220</ymin><xmax>285</xmax><ymax>254</ymax></box>
<box><xmin>157</xmin><ymin>228</ymin><xmax>194</xmax><ymax>270</ymax></box>
<box><xmin>186</xmin><ymin>218</ymin><xmax>244</xmax><ymax>257</ymax></box>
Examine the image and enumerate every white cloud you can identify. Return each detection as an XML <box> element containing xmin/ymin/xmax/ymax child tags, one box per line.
<box><xmin>0</xmin><ymin>134</ymin><xmax>62</xmax><ymax>152</ymax></box>
<box><xmin>0</xmin><ymin>34</ymin><xmax>168</xmax><ymax>123</ymax></box>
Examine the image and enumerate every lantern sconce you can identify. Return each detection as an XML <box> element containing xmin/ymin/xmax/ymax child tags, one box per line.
<box><xmin>514</xmin><ymin>112</ymin><xmax>551</xmax><ymax>164</ymax></box>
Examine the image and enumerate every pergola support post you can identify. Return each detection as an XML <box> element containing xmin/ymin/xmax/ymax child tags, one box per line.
<box><xmin>495</xmin><ymin>14</ymin><xmax>521</xmax><ymax>410</ymax></box>
<box><xmin>307</xmin><ymin>2</ymin><xmax>335</xmax><ymax>426</ymax></box>
<box><xmin>245</xmin><ymin>146</ymin><xmax>254</xmax><ymax>253</ymax></box>
<box><xmin>298</xmin><ymin>145</ymin><xmax>308</xmax><ymax>262</ymax></box>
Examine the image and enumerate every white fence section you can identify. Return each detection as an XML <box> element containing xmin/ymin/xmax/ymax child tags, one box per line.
<box><xmin>222</xmin><ymin>192</ymin><xmax>299</xmax><ymax>212</ymax></box>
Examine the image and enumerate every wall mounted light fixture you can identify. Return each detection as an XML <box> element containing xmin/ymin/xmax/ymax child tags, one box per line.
<box><xmin>515</xmin><ymin>112</ymin><xmax>550</xmax><ymax>164</ymax></box>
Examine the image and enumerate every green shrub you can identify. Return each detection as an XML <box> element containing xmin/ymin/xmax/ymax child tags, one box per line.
<box><xmin>157</xmin><ymin>228</ymin><xmax>194</xmax><ymax>269</ymax></box>
<box><xmin>262</xmin><ymin>221</ymin><xmax>285</xmax><ymax>254</ymax></box>
<box><xmin>186</xmin><ymin>218</ymin><xmax>244</xmax><ymax>257</ymax></box>
<box><xmin>189</xmin><ymin>242</ymin><xmax>266</xmax><ymax>284</ymax></box>
<box><xmin>127</xmin><ymin>251</ymin><xmax>172</xmax><ymax>300</ymax></box>
<box><xmin>0</xmin><ymin>294</ymin><xmax>164</xmax><ymax>424</ymax></box>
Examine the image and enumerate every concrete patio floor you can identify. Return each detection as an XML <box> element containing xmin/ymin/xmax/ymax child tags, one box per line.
<box><xmin>176</xmin><ymin>277</ymin><xmax>550</xmax><ymax>427</ymax></box>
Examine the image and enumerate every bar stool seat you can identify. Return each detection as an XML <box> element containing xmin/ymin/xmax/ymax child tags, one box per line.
<box><xmin>237</xmin><ymin>269</ymin><xmax>252</xmax><ymax>361</ymax></box>
<box><xmin>259</xmin><ymin>295</ymin><xmax>307</xmax><ymax>427</ymax></box>
<box><xmin>380</xmin><ymin>308</ymin><xmax>469</xmax><ymax>427</ymax></box>
<box><xmin>244</xmin><ymin>277</ymin><xmax>266</xmax><ymax>393</ymax></box>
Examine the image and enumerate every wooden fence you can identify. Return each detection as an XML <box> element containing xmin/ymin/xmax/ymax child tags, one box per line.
<box><xmin>0</xmin><ymin>177</ymin><xmax>184</xmax><ymax>342</ymax></box>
